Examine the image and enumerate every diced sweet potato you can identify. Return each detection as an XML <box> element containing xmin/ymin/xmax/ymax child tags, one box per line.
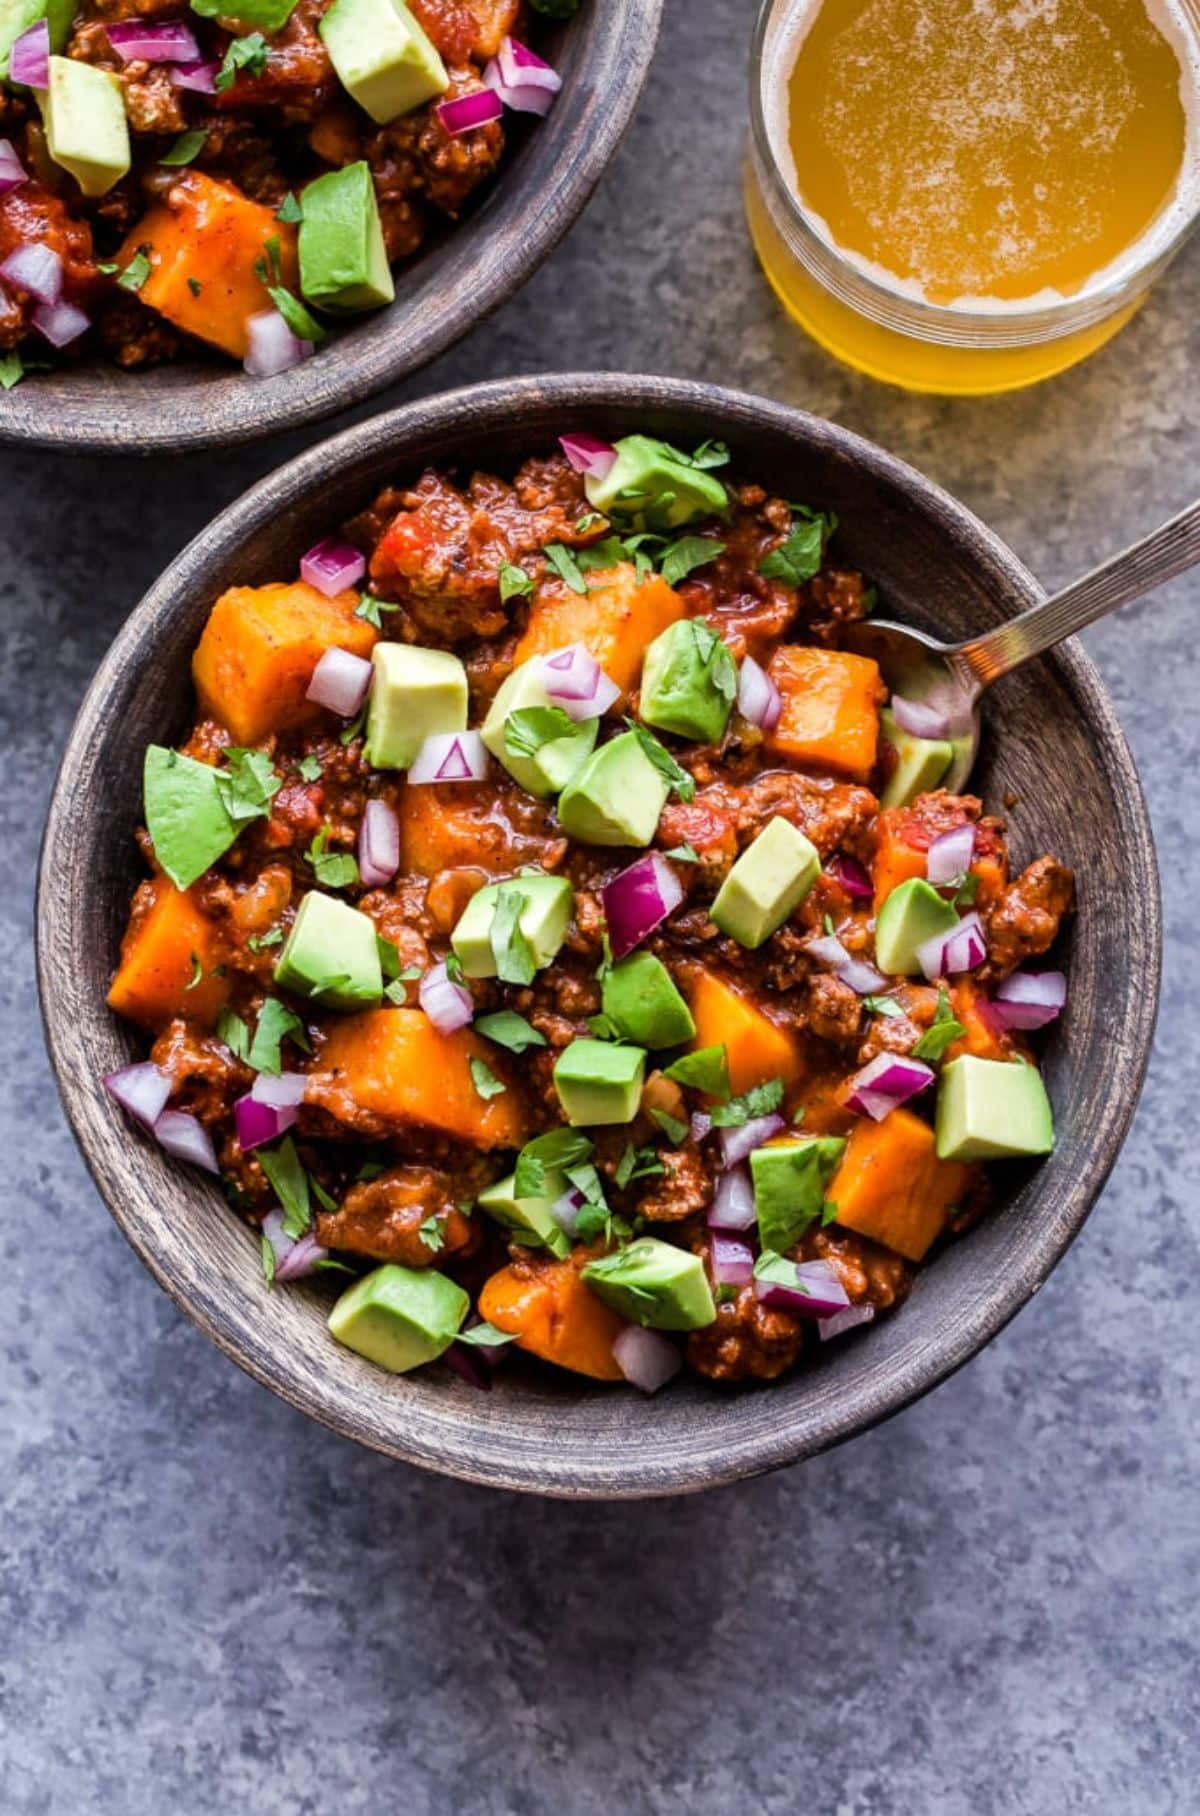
<box><xmin>871</xmin><ymin>823</ymin><xmax>928</xmax><ymax>911</ymax></box>
<box><xmin>766</xmin><ymin>646</ymin><xmax>885</xmax><ymax>783</ymax></box>
<box><xmin>513</xmin><ymin>563</ymin><xmax>685</xmax><ymax>701</ymax></box>
<box><xmin>192</xmin><ymin>580</ymin><xmax>376</xmax><ymax>746</ymax></box>
<box><xmin>946</xmin><ymin>979</ymin><xmax>1019</xmax><ymax>1064</ymax></box>
<box><xmin>399</xmin><ymin>782</ymin><xmax>533</xmax><ymax>878</ymax></box>
<box><xmin>107</xmin><ymin>876</ymin><xmax>229</xmax><ymax>1032</ymax></box>
<box><xmin>686</xmin><ymin>968</ymin><xmax>803</xmax><ymax>1095</ymax></box>
<box><xmin>121</xmin><ymin>171</ymin><xmax>299</xmax><ymax>360</ymax></box>
<box><xmin>313</xmin><ymin>1008</ymin><xmax>528</xmax><ymax>1150</ymax></box>
<box><xmin>830</xmin><ymin>1108</ymin><xmax>973</xmax><ymax>1262</ymax></box>
<box><xmin>479</xmin><ymin>1255</ymin><xmax>626</xmax><ymax>1380</ymax></box>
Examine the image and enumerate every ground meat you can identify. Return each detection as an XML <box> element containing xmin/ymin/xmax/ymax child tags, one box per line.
<box><xmin>806</xmin><ymin>568</ymin><xmax>872</xmax><ymax>643</ymax></box>
<box><xmin>67</xmin><ymin>25</ymin><xmax>188</xmax><ymax>136</ymax></box>
<box><xmin>213</xmin><ymin>0</ymin><xmax>337</xmax><ymax>124</ymax></box>
<box><xmin>807</xmin><ymin>973</ymin><xmax>862</xmax><ymax>1045</ymax></box>
<box><xmin>673</xmin><ymin>771</ymin><xmax>878</xmax><ymax>874</ymax></box>
<box><xmin>687</xmin><ymin>1276</ymin><xmax>808</xmax><ymax>1382</ymax></box>
<box><xmin>633</xmin><ymin>1146</ymin><xmax>712</xmax><ymax>1224</ymax></box>
<box><xmin>796</xmin><ymin>1226</ymin><xmax>912</xmax><ymax>1311</ymax></box>
<box><xmin>982</xmin><ymin>856</ymin><xmax>1075</xmax><ymax>980</ymax></box>
<box><xmin>855</xmin><ymin>983</ymin><xmax>940</xmax><ymax>1064</ymax></box>
<box><xmin>316</xmin><ymin>1167</ymin><xmax>480</xmax><ymax>1265</ymax></box>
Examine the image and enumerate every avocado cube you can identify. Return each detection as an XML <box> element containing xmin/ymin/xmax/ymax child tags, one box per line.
<box><xmin>298</xmin><ymin>161</ymin><xmax>395</xmax><ymax>314</ymax></box>
<box><xmin>366</xmin><ymin>643</ymin><xmax>467</xmax><ymax>769</ymax></box>
<box><xmin>710</xmin><ymin>815</ymin><xmax>820</xmax><ymax>948</ymax></box>
<box><xmin>450</xmin><ymin>873</ymin><xmax>573</xmax><ymax>980</ymax></box>
<box><xmin>274</xmin><ymin>890</ymin><xmax>383</xmax><ymax>1010</ymax></box>
<box><xmin>0</xmin><ymin>0</ymin><xmax>73</xmax><ymax>81</ymax></box>
<box><xmin>750</xmin><ymin>1136</ymin><xmax>846</xmax><ymax>1254</ymax></box>
<box><xmin>557</xmin><ymin>732</ymin><xmax>670</xmax><ymax>847</ymax></box>
<box><xmin>553</xmin><ymin>1038</ymin><xmax>646</xmax><ymax>1126</ymax></box>
<box><xmin>878</xmin><ymin>708</ymin><xmax>953</xmax><ymax>809</ymax></box>
<box><xmin>639</xmin><ymin>620</ymin><xmax>736</xmax><ymax>745</ymax></box>
<box><xmin>481</xmin><ymin>655</ymin><xmax>598</xmax><ymax>798</ymax></box>
<box><xmin>874</xmin><ymin>877</ymin><xmax>960</xmax><ymax>976</ymax></box>
<box><xmin>584</xmin><ymin>435</ymin><xmax>729</xmax><ymax>532</ymax></box>
<box><xmin>935</xmin><ymin>1055</ymin><xmax>1055</xmax><ymax>1162</ymax></box>
<box><xmin>601</xmin><ymin>952</ymin><xmax>696</xmax><ymax>1050</ymax></box>
<box><xmin>583</xmin><ymin>1237</ymin><xmax>716</xmax><ymax>1331</ymax></box>
<box><xmin>478</xmin><ymin>1170</ymin><xmax>570</xmax><ymax>1259</ymax></box>
<box><xmin>319</xmin><ymin>0</ymin><xmax>448</xmax><ymax>126</ymax></box>
<box><xmin>40</xmin><ymin>57</ymin><xmax>129</xmax><ymax>198</ymax></box>
<box><xmin>328</xmin><ymin>1263</ymin><xmax>468</xmax><ymax>1373</ymax></box>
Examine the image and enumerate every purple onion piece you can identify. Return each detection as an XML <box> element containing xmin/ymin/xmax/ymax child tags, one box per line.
<box><xmin>419</xmin><ymin>960</ymin><xmax>474</xmax><ymax>1036</ymax></box>
<box><xmin>845</xmin><ymin>1053</ymin><xmax>934</xmax><ymax>1121</ymax></box>
<box><xmin>718</xmin><ymin>1111</ymin><xmax>785</xmax><ymax>1169</ymax></box>
<box><xmin>407</xmin><ymin>731</ymin><xmax>488</xmax><ymax>785</ymax></box>
<box><xmin>602</xmin><ymin>851</ymin><xmax>684</xmax><ymax>960</ymax></box>
<box><xmin>710</xmin><ymin>1232</ymin><xmax>755</xmax><ymax>1288</ymax></box>
<box><xmin>299</xmin><ymin>536</ymin><xmax>366</xmax><ymax>598</ymax></box>
<box><xmin>436</xmin><ymin>88</ymin><xmax>503</xmax><ymax>135</ymax></box>
<box><xmin>244</xmin><ymin>307</ymin><xmax>313</xmax><ymax>379</ymax></box>
<box><xmin>557</xmin><ymin>432</ymin><xmax>616</xmax><ymax>479</ymax></box>
<box><xmin>818</xmin><ymin>1302</ymin><xmax>876</xmax><ymax>1342</ymax></box>
<box><xmin>612</xmin><ymin>1325</ymin><xmax>682</xmax><ymax>1394</ymax></box>
<box><xmin>104</xmin><ymin>1061</ymin><xmax>172</xmax><ymax>1130</ymax></box>
<box><xmin>358</xmin><ymin>798</ymin><xmax>400</xmax><ymax>887</ymax></box>
<box><xmin>992</xmin><ymin>968</ymin><xmax>1067</xmax><ymax>1031</ymax></box>
<box><xmin>737</xmin><ymin>655</ymin><xmax>782</xmax><ymax>731</ymax></box>
<box><xmin>926</xmin><ymin>822</ymin><xmax>976</xmax><ymax>886</ymax></box>
<box><xmin>154</xmin><ymin>1109</ymin><xmax>218</xmax><ymax>1174</ymax></box>
<box><xmin>707</xmin><ymin>1164</ymin><xmax>756</xmax><ymax>1231</ymax></box>
<box><xmin>305</xmin><ymin>646</ymin><xmax>373</xmax><ymax>718</ymax></box>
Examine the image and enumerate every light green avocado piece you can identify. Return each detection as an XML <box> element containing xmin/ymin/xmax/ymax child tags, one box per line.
<box><xmin>583</xmin><ymin>434</ymin><xmax>728</xmax><ymax>532</ymax></box>
<box><xmin>601</xmin><ymin>952</ymin><xmax>696</xmax><ymax>1050</ymax></box>
<box><xmin>582</xmin><ymin>1237</ymin><xmax>716</xmax><ymax>1331</ymax></box>
<box><xmin>319</xmin><ymin>0</ymin><xmax>447</xmax><ymax>125</ymax></box>
<box><xmin>298</xmin><ymin>161</ymin><xmax>394</xmax><ymax>313</ymax></box>
<box><xmin>478</xmin><ymin>1171</ymin><xmax>570</xmax><ymax>1259</ymax></box>
<box><xmin>480</xmin><ymin>656</ymin><xmax>598</xmax><ymax>798</ymax></box>
<box><xmin>879</xmin><ymin>707</ymin><xmax>953</xmax><ymax>809</ymax></box>
<box><xmin>273</xmin><ymin>890</ymin><xmax>383</xmax><ymax>1010</ymax></box>
<box><xmin>749</xmin><ymin>1136</ymin><xmax>846</xmax><ymax>1254</ymax></box>
<box><xmin>710</xmin><ymin>815</ymin><xmax>820</xmax><ymax>949</ymax></box>
<box><xmin>874</xmin><ymin>877</ymin><xmax>960</xmax><ymax>976</ymax></box>
<box><xmin>328</xmin><ymin>1263</ymin><xmax>468</xmax><ymax>1372</ymax></box>
<box><xmin>0</xmin><ymin>0</ymin><xmax>72</xmax><ymax>81</ymax></box>
<box><xmin>553</xmin><ymin>1038</ymin><xmax>646</xmax><ymax>1126</ymax></box>
<box><xmin>450</xmin><ymin>873</ymin><xmax>573</xmax><ymax>979</ymax></box>
<box><xmin>40</xmin><ymin>56</ymin><xmax>129</xmax><ymax>198</ymax></box>
<box><xmin>935</xmin><ymin>1055</ymin><xmax>1055</xmax><ymax>1162</ymax></box>
<box><xmin>557</xmin><ymin>732</ymin><xmax>670</xmax><ymax>847</ymax></box>
<box><xmin>366</xmin><ymin>643</ymin><xmax>467</xmax><ymax>769</ymax></box>
<box><xmin>143</xmin><ymin>745</ymin><xmax>238</xmax><ymax>891</ymax></box>
<box><xmin>639</xmin><ymin>619</ymin><xmax>738</xmax><ymax>745</ymax></box>
<box><xmin>190</xmin><ymin>0</ymin><xmax>297</xmax><ymax>30</ymax></box>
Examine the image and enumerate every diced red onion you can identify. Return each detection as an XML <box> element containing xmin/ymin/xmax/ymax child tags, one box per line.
<box><xmin>300</xmin><ymin>536</ymin><xmax>366</xmax><ymax>598</ymax></box>
<box><xmin>711</xmin><ymin>1232</ymin><xmax>754</xmax><ymax>1288</ymax></box>
<box><xmin>557</xmin><ymin>433</ymin><xmax>616</xmax><ymax>479</ymax></box>
<box><xmin>0</xmin><ymin>140</ymin><xmax>27</xmax><ymax>196</ymax></box>
<box><xmin>106</xmin><ymin>20</ymin><xmax>200</xmax><ymax>62</ymax></box>
<box><xmin>436</xmin><ymin>88</ymin><xmax>503</xmax><ymax>135</ymax></box>
<box><xmin>806</xmin><ymin>931</ymin><xmax>887</xmax><ymax>996</ymax></box>
<box><xmin>540</xmin><ymin>643</ymin><xmax>620</xmax><ymax>721</ymax></box>
<box><xmin>926</xmin><ymin>823</ymin><xmax>976</xmax><ymax>886</ymax></box>
<box><xmin>154</xmin><ymin>1109</ymin><xmax>218</xmax><ymax>1174</ymax></box>
<box><xmin>358</xmin><ymin>798</ymin><xmax>400</xmax><ymax>887</ymax></box>
<box><xmin>482</xmin><ymin>43</ymin><xmax>561</xmax><ymax>117</ymax></box>
<box><xmin>419</xmin><ymin>959</ymin><xmax>474</xmax><ymax>1035</ymax></box>
<box><xmin>891</xmin><ymin>694</ymin><xmax>951</xmax><ymax>741</ymax></box>
<box><xmin>104</xmin><ymin>1061</ymin><xmax>172</xmax><ymax>1130</ymax></box>
<box><xmin>845</xmin><ymin>1052</ymin><xmax>934</xmax><ymax>1122</ymax></box>
<box><xmin>737</xmin><ymin>655</ymin><xmax>782</xmax><ymax>732</ymax></box>
<box><xmin>407</xmin><ymin>731</ymin><xmax>488</xmax><ymax>785</ymax></box>
<box><xmin>253</xmin><ymin>1072</ymin><xmax>307</xmax><ymax>1108</ymax></box>
<box><xmin>234</xmin><ymin>1092</ymin><xmax>293</xmax><ymax>1153</ymax></box>
<box><xmin>601</xmin><ymin>852</ymin><xmax>684</xmax><ymax>960</ymax></box>
<box><xmin>0</xmin><ymin>241</ymin><xmax>61</xmax><ymax>305</ymax></box>
<box><xmin>244</xmin><ymin>307</ymin><xmax>313</xmax><ymax>378</ymax></box>
<box><xmin>262</xmin><ymin>1209</ymin><xmax>328</xmax><ymax>1283</ymax></box>
<box><xmin>756</xmin><ymin>1257</ymin><xmax>851</xmax><ymax>1318</ymax></box>
<box><xmin>32</xmin><ymin>298</ymin><xmax>89</xmax><ymax>347</ymax></box>
<box><xmin>305</xmin><ymin>646</ymin><xmax>373</xmax><ymax>717</ymax></box>
<box><xmin>917</xmin><ymin>910</ymin><xmax>987</xmax><ymax>981</ymax></box>
<box><xmin>612</xmin><ymin>1325</ymin><xmax>682</xmax><ymax>1395</ymax></box>
<box><xmin>170</xmin><ymin>58</ymin><xmax>218</xmax><ymax>93</ymax></box>
<box><xmin>707</xmin><ymin>1163</ymin><xmax>756</xmax><ymax>1230</ymax></box>
<box><xmin>827</xmin><ymin>853</ymin><xmax>873</xmax><ymax>900</ymax></box>
<box><xmin>690</xmin><ymin>1110</ymin><xmax>712</xmax><ymax>1144</ymax></box>
<box><xmin>551</xmin><ymin>1186</ymin><xmax>587</xmax><ymax>1236</ymax></box>
<box><xmin>9</xmin><ymin>21</ymin><xmax>49</xmax><ymax>87</ymax></box>
<box><xmin>818</xmin><ymin>1302</ymin><xmax>876</xmax><ymax>1342</ymax></box>
<box><xmin>991</xmin><ymin>969</ymin><xmax>1067</xmax><ymax>1031</ymax></box>
<box><xmin>443</xmin><ymin>1340</ymin><xmax>495</xmax><ymax>1390</ymax></box>
<box><xmin>718</xmin><ymin>1112</ymin><xmax>785</xmax><ymax>1169</ymax></box>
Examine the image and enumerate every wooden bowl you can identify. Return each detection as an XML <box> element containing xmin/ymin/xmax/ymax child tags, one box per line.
<box><xmin>37</xmin><ymin>375</ymin><xmax>1161</xmax><ymax>1497</ymax></box>
<box><xmin>0</xmin><ymin>6</ymin><xmax>661</xmax><ymax>455</ymax></box>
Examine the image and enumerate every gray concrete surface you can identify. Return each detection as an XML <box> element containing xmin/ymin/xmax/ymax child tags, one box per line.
<box><xmin>3</xmin><ymin>2</ymin><xmax>1198</xmax><ymax>1810</ymax></box>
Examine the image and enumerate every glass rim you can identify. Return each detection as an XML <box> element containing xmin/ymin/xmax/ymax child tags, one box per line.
<box><xmin>749</xmin><ymin>0</ymin><xmax>1200</xmax><ymax>340</ymax></box>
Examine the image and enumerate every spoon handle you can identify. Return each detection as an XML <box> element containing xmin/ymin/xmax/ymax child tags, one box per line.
<box><xmin>954</xmin><ymin>495</ymin><xmax>1200</xmax><ymax>689</ymax></box>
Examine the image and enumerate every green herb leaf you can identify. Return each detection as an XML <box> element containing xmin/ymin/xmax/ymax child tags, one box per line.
<box><xmin>469</xmin><ymin>1055</ymin><xmax>506</xmax><ymax>1101</ymax></box>
<box><xmin>576</xmin><ymin>535</ymin><xmax>633</xmax><ymax>573</ymax></box>
<box><xmin>614</xmin><ymin>1142</ymin><xmax>663</xmax><ymax>1187</ymax></box>
<box><xmin>275</xmin><ymin>191</ymin><xmax>304</xmax><ymax>223</ymax></box>
<box><xmin>664</xmin><ymin>842</ymin><xmax>700</xmax><ymax>864</ymax></box>
<box><xmin>498</xmin><ymin>561</ymin><xmax>533</xmax><ymax>602</ymax></box>
<box><xmin>911</xmin><ymin>985</ymin><xmax>967</xmax><ymax>1064</ymax></box>
<box><xmin>186</xmin><ymin>277</ymin><xmax>203</xmax><ymax>297</ymax></box>
<box><xmin>711</xmin><ymin>1077</ymin><xmax>785</xmax><ymax>1128</ymax></box>
<box><xmin>247</xmin><ymin>927</ymin><xmax>285</xmax><ymax>952</ymax></box>
<box><xmin>267</xmin><ymin>284</ymin><xmax>326</xmax><ymax>343</ymax></box>
<box><xmin>758</xmin><ymin>506</ymin><xmax>837</xmax><ymax>586</ymax></box>
<box><xmin>0</xmin><ymin>351</ymin><xmax>25</xmax><ymax>389</ymax></box>
<box><xmin>217</xmin><ymin>1008</ymin><xmax>251</xmax><ymax>1061</ymax></box>
<box><xmin>247</xmin><ymin>997</ymin><xmax>309</xmax><ymax>1075</ymax></box>
<box><xmin>184</xmin><ymin>953</ymin><xmax>204</xmax><ymax>993</ymax></box>
<box><xmin>258</xmin><ymin>1136</ymin><xmax>311</xmax><ymax>1239</ymax></box>
<box><xmin>456</xmin><ymin>1322</ymin><xmax>518</xmax><ymax>1348</ymax></box>
<box><xmin>216</xmin><ymin>747</ymin><xmax>281</xmax><ymax>824</ymax></box>
<box><xmin>504</xmin><ymin>704</ymin><xmax>575</xmax><ymax>761</ymax></box>
<box><xmin>260</xmin><ymin>1233</ymin><xmax>276</xmax><ymax>1285</ymax></box>
<box><xmin>659</xmin><ymin>536</ymin><xmax>725</xmax><ymax>587</ymax></box>
<box><xmin>445</xmin><ymin>952</ymin><xmax>466</xmax><ymax>985</ymax></box>
<box><xmin>305</xmin><ymin>826</ymin><xmax>359</xmax><ymax>889</ymax></box>
<box><xmin>339</xmin><ymin>703</ymin><xmax>368</xmax><ymax>746</ymax></box>
<box><xmin>160</xmin><ymin>129</ymin><xmax>207</xmax><ymax>167</ymax></box>
<box><xmin>311</xmin><ymin>1174</ymin><xmax>337</xmax><ymax>1213</ymax></box>
<box><xmin>353</xmin><ymin>594</ymin><xmax>397</xmax><ymax>630</ymax></box>
<box><xmin>649</xmin><ymin>1108</ymin><xmax>689</xmax><ymax>1145</ymax></box>
<box><xmin>863</xmin><ymin>994</ymin><xmax>904</xmax><ymax>1019</ymax></box>
<box><xmin>664</xmin><ymin>1044</ymin><xmax>730</xmax><ymax>1100</ymax></box>
<box><xmin>295</xmin><ymin>754</ymin><xmax>323</xmax><ymax>782</ymax></box>
<box><xmin>714</xmin><ymin>1282</ymin><xmax>738</xmax><ymax>1304</ymax></box>
<box><xmin>418</xmin><ymin>1214</ymin><xmax>445</xmax><ymax>1254</ymax></box>
<box><xmin>117</xmin><ymin>248</ymin><xmax>151</xmax><ymax>292</ymax></box>
<box><xmin>215</xmin><ymin>31</ymin><xmax>268</xmax><ymax>92</ymax></box>
<box><xmin>489</xmin><ymin>885</ymin><xmax>536</xmax><ymax>986</ymax></box>
<box><xmin>586</xmin><ymin>1012</ymin><xmax>623</xmax><ymax>1042</ymax></box>
<box><xmin>514</xmin><ymin>1128</ymin><xmax>594</xmax><ymax>1199</ymax></box>
<box><xmin>952</xmin><ymin>870</ymin><xmax>981</xmax><ymax>908</ymax></box>
<box><xmin>542</xmin><ymin>542</ymin><xmax>587</xmax><ymax>594</ymax></box>
<box><xmin>689</xmin><ymin>438</ymin><xmax>730</xmax><ymax>471</ymax></box>
<box><xmin>626</xmin><ymin>719</ymin><xmax>695</xmax><ymax>802</ymax></box>
<box><xmin>473</xmin><ymin>1010</ymin><xmax>547</xmax><ymax>1053</ymax></box>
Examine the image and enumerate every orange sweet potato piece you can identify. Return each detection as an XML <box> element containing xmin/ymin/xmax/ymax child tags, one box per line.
<box><xmin>830</xmin><ymin>1108</ymin><xmax>973</xmax><ymax>1262</ymax></box>
<box><xmin>686</xmin><ymin>968</ymin><xmax>803</xmax><ymax>1095</ymax></box>
<box><xmin>946</xmin><ymin>979</ymin><xmax>1019</xmax><ymax>1064</ymax></box>
<box><xmin>107</xmin><ymin>876</ymin><xmax>229</xmax><ymax>1032</ymax></box>
<box><xmin>121</xmin><ymin>172</ymin><xmax>298</xmax><ymax>360</ymax></box>
<box><xmin>766</xmin><ymin>645</ymin><xmax>885</xmax><ymax>782</ymax></box>
<box><xmin>871</xmin><ymin>823</ymin><xmax>928</xmax><ymax>911</ymax></box>
<box><xmin>479</xmin><ymin>1256</ymin><xmax>625</xmax><ymax>1380</ymax></box>
<box><xmin>399</xmin><ymin>783</ymin><xmax>534</xmax><ymax>878</ymax></box>
<box><xmin>314</xmin><ymin>1008</ymin><xmax>528</xmax><ymax>1150</ymax></box>
<box><xmin>513</xmin><ymin>563</ymin><xmax>685</xmax><ymax>700</ymax></box>
<box><xmin>192</xmin><ymin>581</ymin><xmax>376</xmax><ymax>746</ymax></box>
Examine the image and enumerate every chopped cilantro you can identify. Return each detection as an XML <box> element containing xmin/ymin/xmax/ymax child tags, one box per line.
<box><xmin>952</xmin><ymin>870</ymin><xmax>981</xmax><ymax>908</ymax></box>
<box><xmin>625</xmin><ymin>719</ymin><xmax>695</xmax><ymax>802</ymax></box>
<box><xmin>445</xmin><ymin>951</ymin><xmax>466</xmax><ymax>985</ymax></box>
<box><xmin>614</xmin><ymin>1142</ymin><xmax>663</xmax><ymax>1188</ymax></box>
<box><xmin>911</xmin><ymin>986</ymin><xmax>967</xmax><ymax>1064</ymax></box>
<box><xmin>215</xmin><ymin>33</ymin><xmax>268</xmax><ymax>94</ymax></box>
<box><xmin>469</xmin><ymin>1056</ymin><xmax>506</xmax><ymax>1101</ymax></box>
<box><xmin>758</xmin><ymin>506</ymin><xmax>837</xmax><ymax>586</ymax></box>
<box><xmin>186</xmin><ymin>277</ymin><xmax>203</xmax><ymax>298</ymax></box>
<box><xmin>339</xmin><ymin>703</ymin><xmax>368</xmax><ymax>746</ymax></box>
<box><xmin>489</xmin><ymin>885</ymin><xmax>536</xmax><ymax>986</ymax></box>
<box><xmin>305</xmin><ymin>827</ymin><xmax>359</xmax><ymax>889</ymax></box>
<box><xmin>247</xmin><ymin>997</ymin><xmax>309</xmax><ymax>1075</ymax></box>
<box><xmin>514</xmin><ymin>1128</ymin><xmax>593</xmax><ymax>1199</ymax></box>
<box><xmin>267</xmin><ymin>283</ymin><xmax>326</xmax><ymax>344</ymax></box>
<box><xmin>649</xmin><ymin>1107</ymin><xmax>689</xmax><ymax>1145</ymax></box>
<box><xmin>664</xmin><ymin>1044</ymin><xmax>730</xmax><ymax>1099</ymax></box>
<box><xmin>498</xmin><ymin>561</ymin><xmax>533</xmax><ymax>602</ymax></box>
<box><xmin>0</xmin><ymin>351</ymin><xmax>25</xmax><ymax>389</ymax></box>
<box><xmin>457</xmin><ymin>1321</ymin><xmax>518</xmax><ymax>1349</ymax></box>
<box><xmin>586</xmin><ymin>1012</ymin><xmax>623</xmax><ymax>1042</ymax></box>
<box><xmin>664</xmin><ymin>842</ymin><xmax>700</xmax><ymax>864</ymax></box>
<box><xmin>184</xmin><ymin>953</ymin><xmax>204</xmax><ymax>993</ymax></box>
<box><xmin>216</xmin><ymin>747</ymin><xmax>281</xmax><ymax>823</ymax></box>
<box><xmin>160</xmin><ymin>130</ymin><xmax>208</xmax><ymax>168</ymax></box>
<box><xmin>295</xmin><ymin>754</ymin><xmax>323</xmax><ymax>782</ymax></box>
<box><xmin>473</xmin><ymin>1010</ymin><xmax>547</xmax><ymax>1053</ymax></box>
<box><xmin>542</xmin><ymin>542</ymin><xmax>587</xmax><ymax>594</ymax></box>
<box><xmin>418</xmin><ymin>1214</ymin><xmax>445</xmax><ymax>1254</ymax></box>
<box><xmin>354</xmin><ymin>594</ymin><xmax>397</xmax><ymax>630</ymax></box>
<box><xmin>247</xmin><ymin>925</ymin><xmax>284</xmax><ymax>954</ymax></box>
<box><xmin>275</xmin><ymin>191</ymin><xmax>304</xmax><ymax>223</ymax></box>
<box><xmin>711</xmin><ymin>1077</ymin><xmax>785</xmax><ymax>1128</ymax></box>
<box><xmin>260</xmin><ymin>1233</ymin><xmax>276</xmax><ymax>1285</ymax></box>
<box><xmin>595</xmin><ymin>927</ymin><xmax>614</xmax><ymax>985</ymax></box>
<box><xmin>216</xmin><ymin>1008</ymin><xmax>251</xmax><ymax>1061</ymax></box>
<box><xmin>117</xmin><ymin>249</ymin><xmax>151</xmax><ymax>293</ymax></box>
<box><xmin>576</xmin><ymin>535</ymin><xmax>632</xmax><ymax>573</ymax></box>
<box><xmin>310</xmin><ymin>1174</ymin><xmax>337</xmax><ymax>1214</ymax></box>
<box><xmin>863</xmin><ymin>994</ymin><xmax>904</xmax><ymax>1019</ymax></box>
<box><xmin>258</xmin><ymin>1136</ymin><xmax>311</xmax><ymax>1239</ymax></box>
<box><xmin>659</xmin><ymin>536</ymin><xmax>726</xmax><ymax>587</ymax></box>
<box><xmin>504</xmin><ymin>704</ymin><xmax>574</xmax><ymax>760</ymax></box>
<box><xmin>689</xmin><ymin>438</ymin><xmax>731</xmax><ymax>470</ymax></box>
<box><xmin>823</xmin><ymin>913</ymin><xmax>837</xmax><ymax>936</ymax></box>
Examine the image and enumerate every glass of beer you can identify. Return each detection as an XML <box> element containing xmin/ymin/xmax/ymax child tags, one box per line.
<box><xmin>747</xmin><ymin>0</ymin><xmax>1200</xmax><ymax>393</ymax></box>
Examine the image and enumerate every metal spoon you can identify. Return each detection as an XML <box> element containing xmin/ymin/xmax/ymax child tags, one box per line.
<box><xmin>843</xmin><ymin>496</ymin><xmax>1200</xmax><ymax>791</ymax></box>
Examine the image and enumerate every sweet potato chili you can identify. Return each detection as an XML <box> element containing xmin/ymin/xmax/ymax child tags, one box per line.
<box><xmin>0</xmin><ymin>0</ymin><xmax>572</xmax><ymax>384</ymax></box>
<box><xmin>105</xmin><ymin>432</ymin><xmax>1075</xmax><ymax>1392</ymax></box>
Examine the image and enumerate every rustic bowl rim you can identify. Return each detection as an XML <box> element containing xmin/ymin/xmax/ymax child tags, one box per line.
<box><xmin>37</xmin><ymin>374</ymin><xmax>1161</xmax><ymax>1496</ymax></box>
<box><xmin>0</xmin><ymin>1</ymin><xmax>662</xmax><ymax>456</ymax></box>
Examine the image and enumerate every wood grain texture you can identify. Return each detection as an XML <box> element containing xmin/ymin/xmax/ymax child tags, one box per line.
<box><xmin>36</xmin><ymin>375</ymin><xmax>1161</xmax><ymax>1497</ymax></box>
<box><xmin>0</xmin><ymin>5</ymin><xmax>661</xmax><ymax>456</ymax></box>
